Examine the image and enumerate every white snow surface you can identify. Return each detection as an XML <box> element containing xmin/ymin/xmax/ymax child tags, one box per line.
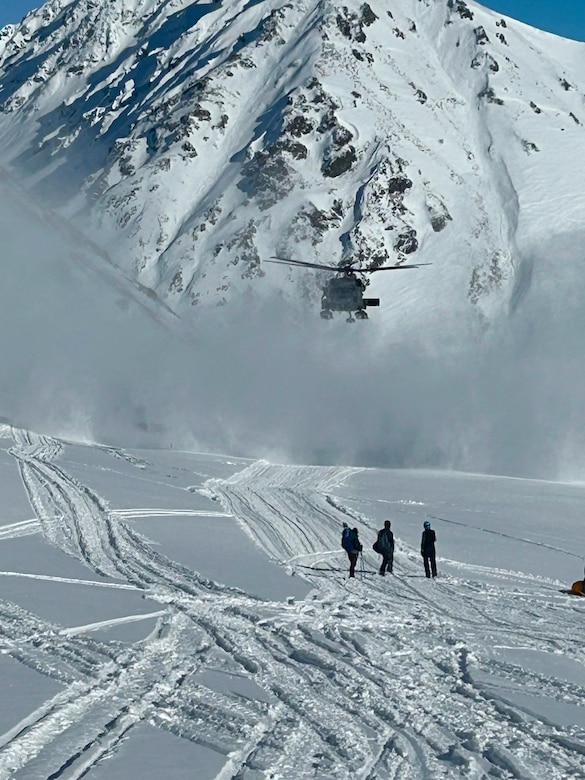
<box><xmin>0</xmin><ymin>6</ymin><xmax>585</xmax><ymax>775</ymax></box>
<box><xmin>0</xmin><ymin>426</ymin><xmax>584</xmax><ymax>779</ymax></box>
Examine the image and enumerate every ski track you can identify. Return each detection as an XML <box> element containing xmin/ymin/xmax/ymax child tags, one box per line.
<box><xmin>0</xmin><ymin>431</ymin><xmax>584</xmax><ymax>778</ymax></box>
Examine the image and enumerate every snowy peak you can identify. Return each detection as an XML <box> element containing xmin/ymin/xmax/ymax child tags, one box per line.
<box><xmin>0</xmin><ymin>0</ymin><xmax>584</xmax><ymax>327</ymax></box>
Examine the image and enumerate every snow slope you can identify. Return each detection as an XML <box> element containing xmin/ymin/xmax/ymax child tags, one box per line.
<box><xmin>0</xmin><ymin>4</ymin><xmax>584</xmax><ymax>777</ymax></box>
<box><xmin>1</xmin><ymin>427</ymin><xmax>585</xmax><ymax>778</ymax></box>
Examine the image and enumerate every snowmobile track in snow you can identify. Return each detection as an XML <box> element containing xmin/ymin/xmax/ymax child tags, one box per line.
<box><xmin>1</xmin><ymin>431</ymin><xmax>585</xmax><ymax>778</ymax></box>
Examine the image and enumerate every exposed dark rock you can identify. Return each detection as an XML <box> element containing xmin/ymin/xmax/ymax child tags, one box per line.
<box><xmin>448</xmin><ymin>0</ymin><xmax>474</xmax><ymax>20</ymax></box>
<box><xmin>285</xmin><ymin>115</ymin><xmax>314</xmax><ymax>136</ymax></box>
<box><xmin>521</xmin><ymin>139</ymin><xmax>539</xmax><ymax>153</ymax></box>
<box><xmin>426</xmin><ymin>193</ymin><xmax>452</xmax><ymax>233</ymax></box>
<box><xmin>257</xmin><ymin>7</ymin><xmax>288</xmax><ymax>43</ymax></box>
<box><xmin>322</xmin><ymin>147</ymin><xmax>357</xmax><ymax>178</ymax></box>
<box><xmin>530</xmin><ymin>101</ymin><xmax>542</xmax><ymax>114</ymax></box>
<box><xmin>283</xmin><ymin>141</ymin><xmax>308</xmax><ymax>159</ymax></box>
<box><xmin>181</xmin><ymin>141</ymin><xmax>198</xmax><ymax>158</ymax></box>
<box><xmin>332</xmin><ymin>126</ymin><xmax>353</xmax><ymax>148</ymax></box>
<box><xmin>336</xmin><ymin>12</ymin><xmax>353</xmax><ymax>40</ymax></box>
<box><xmin>361</xmin><ymin>4</ymin><xmax>378</xmax><ymax>26</ymax></box>
<box><xmin>336</xmin><ymin>8</ymin><xmax>365</xmax><ymax>42</ymax></box>
<box><xmin>468</xmin><ymin>253</ymin><xmax>507</xmax><ymax>303</ymax></box>
<box><xmin>317</xmin><ymin>110</ymin><xmax>337</xmax><ymax>133</ymax></box>
<box><xmin>474</xmin><ymin>27</ymin><xmax>489</xmax><ymax>45</ymax></box>
<box><xmin>368</xmin><ymin>249</ymin><xmax>392</xmax><ymax>268</ymax></box>
<box><xmin>192</xmin><ymin>105</ymin><xmax>211</xmax><ymax>122</ymax></box>
<box><xmin>478</xmin><ymin>87</ymin><xmax>503</xmax><ymax>105</ymax></box>
<box><xmin>431</xmin><ymin>214</ymin><xmax>451</xmax><ymax>232</ymax></box>
<box><xmin>487</xmin><ymin>55</ymin><xmax>499</xmax><ymax>72</ymax></box>
<box><xmin>472</xmin><ymin>52</ymin><xmax>498</xmax><ymax>72</ymax></box>
<box><xmin>388</xmin><ymin>177</ymin><xmax>412</xmax><ymax>196</ymax></box>
<box><xmin>226</xmin><ymin>220</ymin><xmax>263</xmax><ymax>278</ymax></box>
<box><xmin>308</xmin><ymin>208</ymin><xmax>332</xmax><ymax>231</ymax></box>
<box><xmin>393</xmin><ymin>229</ymin><xmax>418</xmax><ymax>254</ymax></box>
<box><xmin>335</xmin><ymin>5</ymin><xmax>374</xmax><ymax>43</ymax></box>
<box><xmin>240</xmin><ymin>149</ymin><xmax>293</xmax><ymax>208</ymax></box>
<box><xmin>169</xmin><ymin>270</ymin><xmax>184</xmax><ymax>293</ymax></box>
<box><xmin>468</xmin><ymin>267</ymin><xmax>482</xmax><ymax>304</ymax></box>
<box><xmin>296</xmin><ymin>204</ymin><xmax>343</xmax><ymax>239</ymax></box>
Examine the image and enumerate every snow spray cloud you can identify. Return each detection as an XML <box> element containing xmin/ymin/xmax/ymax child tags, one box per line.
<box><xmin>158</xmin><ymin>238</ymin><xmax>585</xmax><ymax>483</ymax></box>
<box><xmin>1</xmin><ymin>174</ymin><xmax>585</xmax><ymax>481</ymax></box>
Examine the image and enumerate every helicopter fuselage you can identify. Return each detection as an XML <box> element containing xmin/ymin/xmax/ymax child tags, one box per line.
<box><xmin>321</xmin><ymin>275</ymin><xmax>379</xmax><ymax>319</ymax></box>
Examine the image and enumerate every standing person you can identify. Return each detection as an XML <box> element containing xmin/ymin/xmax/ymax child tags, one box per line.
<box><xmin>341</xmin><ymin>523</ymin><xmax>363</xmax><ymax>578</ymax></box>
<box><xmin>421</xmin><ymin>520</ymin><xmax>437</xmax><ymax>578</ymax></box>
<box><xmin>375</xmin><ymin>520</ymin><xmax>395</xmax><ymax>576</ymax></box>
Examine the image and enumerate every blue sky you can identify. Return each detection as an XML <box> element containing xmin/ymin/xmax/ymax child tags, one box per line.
<box><xmin>0</xmin><ymin>1</ymin><xmax>584</xmax><ymax>39</ymax></box>
<box><xmin>485</xmin><ymin>1</ymin><xmax>585</xmax><ymax>41</ymax></box>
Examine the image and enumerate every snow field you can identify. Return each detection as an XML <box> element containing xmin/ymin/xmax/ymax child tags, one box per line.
<box><xmin>0</xmin><ymin>429</ymin><xmax>584</xmax><ymax>777</ymax></box>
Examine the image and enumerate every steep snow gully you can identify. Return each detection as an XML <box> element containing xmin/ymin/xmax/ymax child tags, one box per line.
<box><xmin>0</xmin><ymin>429</ymin><xmax>585</xmax><ymax>778</ymax></box>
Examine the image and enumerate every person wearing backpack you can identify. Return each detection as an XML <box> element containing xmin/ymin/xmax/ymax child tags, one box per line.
<box><xmin>421</xmin><ymin>520</ymin><xmax>437</xmax><ymax>578</ymax></box>
<box><xmin>374</xmin><ymin>520</ymin><xmax>394</xmax><ymax>575</ymax></box>
<box><xmin>341</xmin><ymin>523</ymin><xmax>363</xmax><ymax>578</ymax></box>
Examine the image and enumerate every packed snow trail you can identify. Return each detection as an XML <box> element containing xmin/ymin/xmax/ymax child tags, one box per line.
<box><xmin>1</xmin><ymin>431</ymin><xmax>585</xmax><ymax>778</ymax></box>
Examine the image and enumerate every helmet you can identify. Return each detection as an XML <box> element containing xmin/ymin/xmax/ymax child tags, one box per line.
<box><xmin>384</xmin><ymin>520</ymin><xmax>391</xmax><ymax>529</ymax></box>
<box><xmin>423</xmin><ymin>520</ymin><xmax>431</xmax><ymax>529</ymax></box>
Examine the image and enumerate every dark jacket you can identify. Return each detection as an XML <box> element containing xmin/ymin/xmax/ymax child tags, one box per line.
<box><xmin>377</xmin><ymin>528</ymin><xmax>394</xmax><ymax>553</ymax></box>
<box><xmin>342</xmin><ymin>528</ymin><xmax>362</xmax><ymax>554</ymax></box>
<box><xmin>421</xmin><ymin>529</ymin><xmax>436</xmax><ymax>555</ymax></box>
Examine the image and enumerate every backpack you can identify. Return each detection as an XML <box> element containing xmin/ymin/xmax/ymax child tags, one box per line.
<box><xmin>373</xmin><ymin>539</ymin><xmax>382</xmax><ymax>554</ymax></box>
<box><xmin>341</xmin><ymin>527</ymin><xmax>353</xmax><ymax>552</ymax></box>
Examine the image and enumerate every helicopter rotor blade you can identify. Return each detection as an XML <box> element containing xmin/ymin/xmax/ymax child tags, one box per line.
<box><xmin>353</xmin><ymin>263</ymin><xmax>432</xmax><ymax>272</ymax></box>
<box><xmin>267</xmin><ymin>257</ymin><xmax>432</xmax><ymax>273</ymax></box>
<box><xmin>267</xmin><ymin>257</ymin><xmax>348</xmax><ymax>273</ymax></box>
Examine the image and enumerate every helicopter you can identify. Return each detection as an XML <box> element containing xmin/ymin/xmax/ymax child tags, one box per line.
<box><xmin>266</xmin><ymin>256</ymin><xmax>429</xmax><ymax>321</ymax></box>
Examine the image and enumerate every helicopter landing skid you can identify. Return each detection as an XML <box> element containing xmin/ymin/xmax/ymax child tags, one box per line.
<box><xmin>355</xmin><ymin>310</ymin><xmax>368</xmax><ymax>320</ymax></box>
<box><xmin>320</xmin><ymin>309</ymin><xmax>334</xmax><ymax>320</ymax></box>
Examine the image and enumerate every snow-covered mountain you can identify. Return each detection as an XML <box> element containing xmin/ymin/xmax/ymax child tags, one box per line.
<box><xmin>1</xmin><ymin>0</ymin><xmax>585</xmax><ymax>478</ymax></box>
<box><xmin>1</xmin><ymin>0</ymin><xmax>584</xmax><ymax>327</ymax></box>
<box><xmin>2</xmin><ymin>7</ymin><xmax>585</xmax><ymax>774</ymax></box>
